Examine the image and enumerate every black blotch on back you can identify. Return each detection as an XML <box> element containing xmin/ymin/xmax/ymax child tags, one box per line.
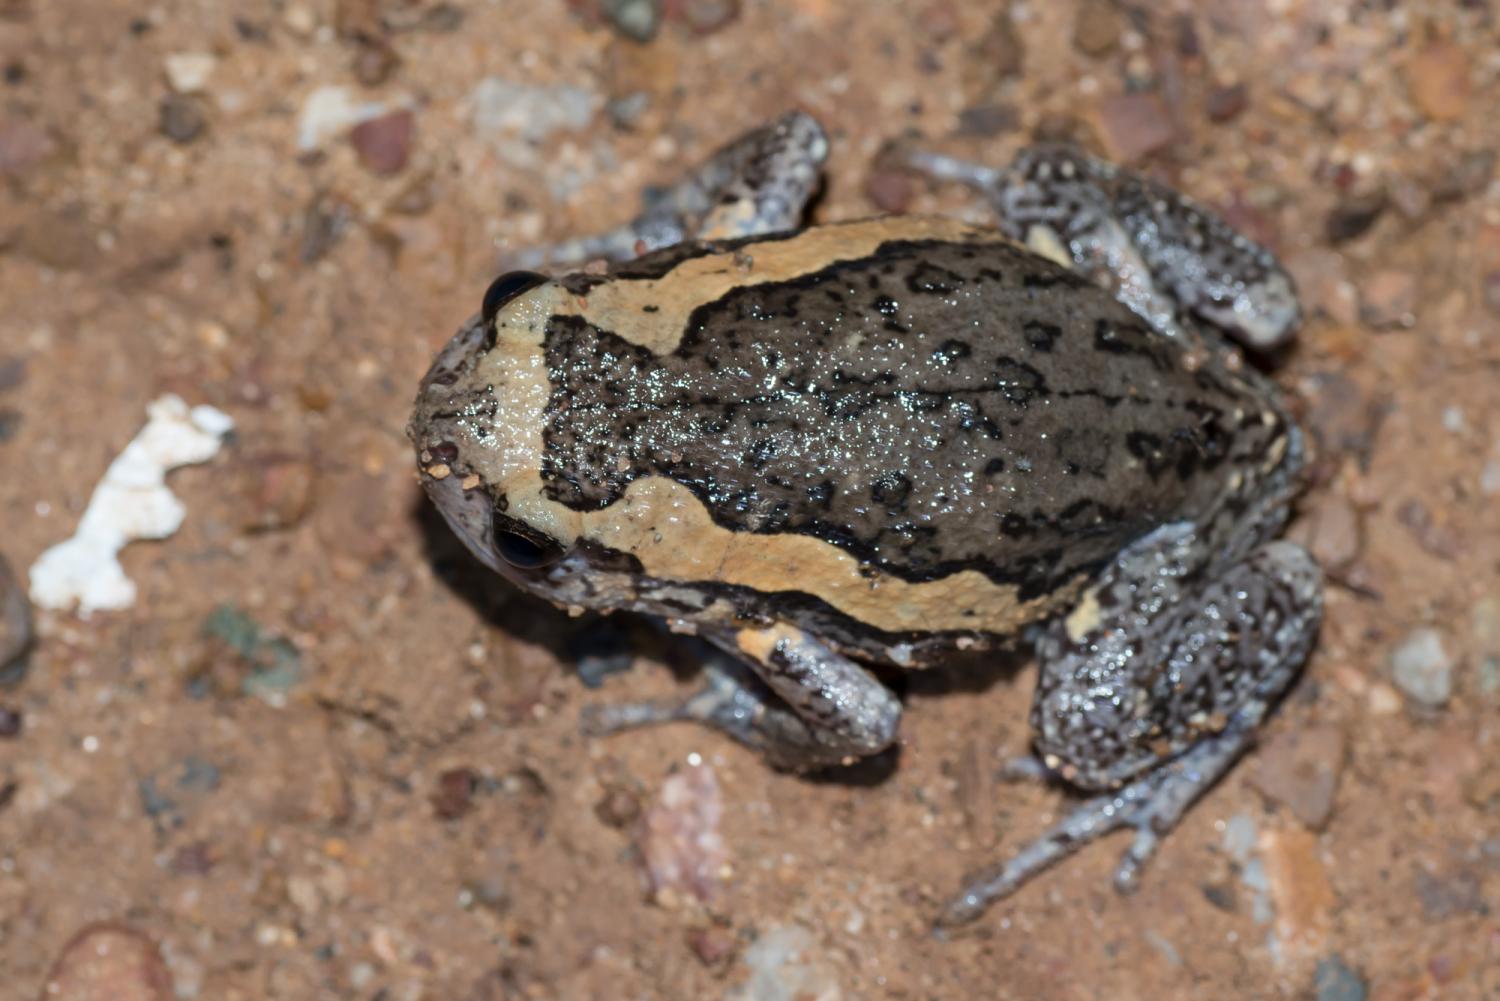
<box><xmin>539</xmin><ymin>237</ymin><xmax>1272</xmax><ymax>594</ymax></box>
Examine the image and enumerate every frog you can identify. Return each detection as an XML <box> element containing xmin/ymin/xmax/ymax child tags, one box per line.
<box><xmin>407</xmin><ymin>111</ymin><xmax>1323</xmax><ymax>927</ymax></box>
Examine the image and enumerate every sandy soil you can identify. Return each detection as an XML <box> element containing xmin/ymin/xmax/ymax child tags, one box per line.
<box><xmin>1</xmin><ymin>1</ymin><xmax>1498</xmax><ymax>998</ymax></box>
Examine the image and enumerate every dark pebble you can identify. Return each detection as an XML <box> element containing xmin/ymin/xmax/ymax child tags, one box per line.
<box><xmin>159</xmin><ymin>94</ymin><xmax>207</xmax><ymax>144</ymax></box>
<box><xmin>353</xmin><ymin>38</ymin><xmax>400</xmax><ymax>87</ymax></box>
<box><xmin>299</xmin><ymin>192</ymin><xmax>353</xmax><ymax>264</ymax></box>
<box><xmin>0</xmin><ymin>704</ymin><xmax>20</xmax><ymax>737</ymax></box>
<box><xmin>1200</xmin><ymin>881</ymin><xmax>1237</xmax><ymax>913</ymax></box>
<box><xmin>0</xmin><ymin>408</ymin><xmax>19</xmax><ymax>442</ymax></box>
<box><xmin>1206</xmin><ymin>83</ymin><xmax>1248</xmax><ymax>123</ymax></box>
<box><xmin>0</xmin><ymin>554</ymin><xmax>33</xmax><ymax>684</ymax></box>
<box><xmin>432</xmin><ymin>766</ymin><xmax>479</xmax><ymax>820</ymax></box>
<box><xmin>1324</xmin><ymin>189</ymin><xmax>1387</xmax><ymax>244</ymax></box>
<box><xmin>956</xmin><ymin>102</ymin><xmax>1021</xmax><ymax>137</ymax></box>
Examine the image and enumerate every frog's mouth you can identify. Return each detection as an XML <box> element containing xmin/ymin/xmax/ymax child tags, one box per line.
<box><xmin>409</xmin><ymin>313</ymin><xmax>507</xmax><ymax>576</ymax></box>
<box><xmin>418</xmin><ymin>463</ymin><xmax>507</xmax><ymax>578</ymax></box>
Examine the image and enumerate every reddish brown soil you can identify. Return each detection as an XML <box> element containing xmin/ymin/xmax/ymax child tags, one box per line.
<box><xmin>1</xmin><ymin>2</ymin><xmax>1497</xmax><ymax>998</ymax></box>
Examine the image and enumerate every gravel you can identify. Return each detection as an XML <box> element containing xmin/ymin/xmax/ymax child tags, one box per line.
<box><xmin>1388</xmin><ymin>627</ymin><xmax>1455</xmax><ymax>707</ymax></box>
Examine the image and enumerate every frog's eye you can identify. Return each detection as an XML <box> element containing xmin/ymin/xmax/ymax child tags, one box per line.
<box><xmin>492</xmin><ymin>514</ymin><xmax>564</xmax><ymax>569</ymax></box>
<box><xmin>482</xmin><ymin>270</ymin><xmax>548</xmax><ymax>325</ymax></box>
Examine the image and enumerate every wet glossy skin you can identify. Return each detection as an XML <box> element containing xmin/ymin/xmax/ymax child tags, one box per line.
<box><xmin>408</xmin><ymin>113</ymin><xmax>1322</xmax><ymax>925</ymax></box>
<box><xmin>414</xmin><ymin>218</ymin><xmax>1289</xmax><ymax>662</ymax></box>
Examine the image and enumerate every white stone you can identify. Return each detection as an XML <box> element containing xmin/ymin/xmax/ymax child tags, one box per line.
<box><xmin>28</xmin><ymin>395</ymin><xmax>234</xmax><ymax>616</ymax></box>
<box><xmin>164</xmin><ymin>52</ymin><xmax>217</xmax><ymax>94</ymax></box>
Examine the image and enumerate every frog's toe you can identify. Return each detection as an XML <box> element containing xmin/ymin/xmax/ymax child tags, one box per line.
<box><xmin>936</xmin><ymin>705</ymin><xmax>1268</xmax><ymax>928</ymax></box>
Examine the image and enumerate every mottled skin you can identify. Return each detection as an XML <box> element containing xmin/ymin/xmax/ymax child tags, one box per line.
<box><xmin>408</xmin><ymin>112</ymin><xmax>1322</xmax><ymax>927</ymax></box>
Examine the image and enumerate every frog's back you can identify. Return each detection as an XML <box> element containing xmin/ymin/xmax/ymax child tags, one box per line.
<box><xmin>540</xmin><ymin>219</ymin><xmax>1281</xmax><ymax>611</ymax></box>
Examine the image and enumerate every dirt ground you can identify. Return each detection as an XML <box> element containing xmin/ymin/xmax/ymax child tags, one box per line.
<box><xmin>2</xmin><ymin>0</ymin><xmax>1498</xmax><ymax>998</ymax></box>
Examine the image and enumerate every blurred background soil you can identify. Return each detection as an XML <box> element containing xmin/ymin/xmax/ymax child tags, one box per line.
<box><xmin>1</xmin><ymin>1</ymin><xmax>1498</xmax><ymax>998</ymax></box>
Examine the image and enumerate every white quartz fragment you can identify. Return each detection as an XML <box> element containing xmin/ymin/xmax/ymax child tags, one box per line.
<box><xmin>296</xmin><ymin>85</ymin><xmax>391</xmax><ymax>152</ymax></box>
<box><xmin>29</xmin><ymin>395</ymin><xmax>234</xmax><ymax>616</ymax></box>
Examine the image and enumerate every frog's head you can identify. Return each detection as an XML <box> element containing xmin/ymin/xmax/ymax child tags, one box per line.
<box><xmin>409</xmin><ymin>271</ymin><xmax>598</xmax><ymax>598</ymax></box>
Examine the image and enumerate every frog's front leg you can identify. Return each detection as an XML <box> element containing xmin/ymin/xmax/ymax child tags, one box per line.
<box><xmin>581</xmin><ymin>621</ymin><xmax>901</xmax><ymax>771</ymax></box>
<box><xmin>886</xmin><ymin>143</ymin><xmax>1300</xmax><ymax>352</ymax></box>
<box><xmin>938</xmin><ymin>525</ymin><xmax>1322</xmax><ymax>927</ymax></box>
<box><xmin>511</xmin><ymin>111</ymin><xmax>829</xmax><ymax>270</ymax></box>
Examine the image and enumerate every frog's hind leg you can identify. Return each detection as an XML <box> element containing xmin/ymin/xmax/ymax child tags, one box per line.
<box><xmin>884</xmin><ymin>142</ymin><xmax>1300</xmax><ymax>352</ymax></box>
<box><xmin>937</xmin><ymin>525</ymin><xmax>1322</xmax><ymax>927</ymax></box>
<box><xmin>511</xmin><ymin>111</ymin><xmax>829</xmax><ymax>270</ymax></box>
<box><xmin>581</xmin><ymin>621</ymin><xmax>902</xmax><ymax>771</ymax></box>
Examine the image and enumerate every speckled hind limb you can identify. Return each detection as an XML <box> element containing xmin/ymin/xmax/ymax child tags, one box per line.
<box><xmin>581</xmin><ymin>622</ymin><xmax>902</xmax><ymax>770</ymax></box>
<box><xmin>510</xmin><ymin>111</ymin><xmax>829</xmax><ymax>269</ymax></box>
<box><xmin>937</xmin><ymin>527</ymin><xmax>1322</xmax><ymax>926</ymax></box>
<box><xmin>887</xmin><ymin>143</ymin><xmax>1301</xmax><ymax>352</ymax></box>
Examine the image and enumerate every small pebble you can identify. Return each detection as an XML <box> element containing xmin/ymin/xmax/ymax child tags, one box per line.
<box><xmin>470</xmin><ymin>78</ymin><xmax>599</xmax><ymax>145</ymax></box>
<box><xmin>1206</xmin><ymin>82</ymin><xmax>1249</xmax><ymax>123</ymax></box>
<box><xmin>865</xmin><ymin>167</ymin><xmax>915</xmax><ymax>214</ymax></box>
<box><xmin>0</xmin><ymin>703</ymin><xmax>20</xmax><ymax>737</ymax></box>
<box><xmin>1359</xmin><ymin>269</ymin><xmax>1417</xmax><ymax>329</ymax></box>
<box><xmin>43</xmin><ymin>925</ymin><xmax>175</xmax><ymax>1001</ymax></box>
<box><xmin>673</xmin><ymin>0</ymin><xmax>741</xmax><ymax>34</ymax></box>
<box><xmin>605</xmin><ymin>0</ymin><xmax>662</xmax><ymax>42</ymax></box>
<box><xmin>350</xmin><ymin>108</ymin><xmax>414</xmax><ymax>175</ymax></box>
<box><xmin>1072</xmin><ymin>0</ymin><xmax>1124</xmax><ymax>57</ymax></box>
<box><xmin>299</xmin><ymin>194</ymin><xmax>353</xmax><ymax>265</ymax></box>
<box><xmin>1248</xmin><ymin>723</ymin><xmax>1346</xmax><ymax>831</ymax></box>
<box><xmin>1325</xmin><ymin>190</ymin><xmax>1387</xmax><ymax>245</ymax></box>
<box><xmin>163</xmin><ymin>52</ymin><xmax>216</xmax><ymax>94</ymax></box>
<box><xmin>0</xmin><ymin>116</ymin><xmax>56</xmax><ymax>175</ymax></box>
<box><xmin>638</xmin><ymin>762</ymin><xmax>727</xmax><ymax>908</ymax></box>
<box><xmin>1314</xmin><ymin>954</ymin><xmax>1367</xmax><ymax>1001</ymax></box>
<box><xmin>159</xmin><ymin>94</ymin><xmax>207</xmax><ymax>143</ymax></box>
<box><xmin>353</xmin><ymin>38</ymin><xmax>400</xmax><ymax>87</ymax></box>
<box><xmin>0</xmin><ymin>554</ymin><xmax>33</xmax><ymax>682</ymax></box>
<box><xmin>1260</xmin><ymin>827</ymin><xmax>1335</xmax><ymax>960</ymax></box>
<box><xmin>685</xmin><ymin>925</ymin><xmax>738</xmax><ymax>968</ymax></box>
<box><xmin>431</xmin><ymin>767</ymin><xmax>478</xmax><ymax>820</ymax></box>
<box><xmin>1404</xmin><ymin>42</ymin><xmax>1471</xmax><ymax>122</ymax></box>
<box><xmin>729</xmin><ymin>924</ymin><xmax>840</xmax><ymax>1001</ymax></box>
<box><xmin>1395</xmin><ymin>499</ymin><xmax>1459</xmax><ymax>561</ymax></box>
<box><xmin>1297</xmin><ymin>493</ymin><xmax>1362</xmax><ymax>571</ymax></box>
<box><xmin>1093</xmin><ymin>92</ymin><xmax>1176</xmax><ymax>163</ymax></box>
<box><xmin>238</xmin><ymin>454</ymin><xmax>316</xmax><ymax>532</ymax></box>
<box><xmin>1389</xmin><ymin>627</ymin><xmax>1454</xmax><ymax>708</ymax></box>
<box><xmin>956</xmin><ymin>102</ymin><xmax>1020</xmax><ymax>137</ymax></box>
<box><xmin>283</xmin><ymin>4</ymin><xmax>317</xmax><ymax>36</ymax></box>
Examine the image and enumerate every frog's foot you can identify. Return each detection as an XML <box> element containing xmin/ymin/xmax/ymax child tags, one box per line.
<box><xmin>510</xmin><ymin>111</ymin><xmax>829</xmax><ymax>271</ymax></box>
<box><xmin>581</xmin><ymin>622</ymin><xmax>901</xmax><ymax>771</ymax></box>
<box><xmin>883</xmin><ymin>142</ymin><xmax>1300</xmax><ymax>352</ymax></box>
<box><xmin>938</xmin><ymin>706</ymin><xmax>1265</xmax><ymax>928</ymax></box>
<box><xmin>938</xmin><ymin>526</ymin><xmax>1321</xmax><ymax>925</ymax></box>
